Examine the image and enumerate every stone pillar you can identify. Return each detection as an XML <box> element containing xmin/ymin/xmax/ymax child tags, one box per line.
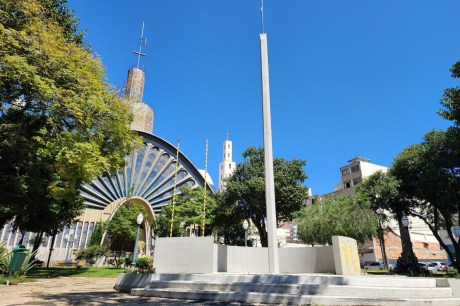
<box><xmin>125</xmin><ymin>67</ymin><xmax>154</xmax><ymax>133</ymax></box>
<box><xmin>260</xmin><ymin>33</ymin><xmax>279</xmax><ymax>274</ymax></box>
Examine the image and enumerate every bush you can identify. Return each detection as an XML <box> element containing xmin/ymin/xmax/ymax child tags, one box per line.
<box><xmin>75</xmin><ymin>245</ymin><xmax>110</xmax><ymax>264</ymax></box>
<box><xmin>0</xmin><ymin>243</ymin><xmax>10</xmax><ymax>275</ymax></box>
<box><xmin>135</xmin><ymin>256</ymin><xmax>153</xmax><ymax>272</ymax></box>
<box><xmin>124</xmin><ymin>257</ymin><xmax>132</xmax><ymax>267</ymax></box>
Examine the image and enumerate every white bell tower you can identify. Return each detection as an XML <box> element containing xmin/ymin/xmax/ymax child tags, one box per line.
<box><xmin>218</xmin><ymin>133</ymin><xmax>236</xmax><ymax>191</ymax></box>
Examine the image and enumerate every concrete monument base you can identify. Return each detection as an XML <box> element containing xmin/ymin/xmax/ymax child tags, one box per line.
<box><xmin>115</xmin><ymin>272</ymin><xmax>460</xmax><ymax>305</ymax></box>
<box><xmin>154</xmin><ymin>235</ymin><xmax>359</xmax><ymax>276</ymax></box>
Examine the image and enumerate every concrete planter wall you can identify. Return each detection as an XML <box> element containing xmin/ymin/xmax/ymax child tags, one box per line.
<box><xmin>115</xmin><ymin>273</ymin><xmax>153</xmax><ymax>293</ymax></box>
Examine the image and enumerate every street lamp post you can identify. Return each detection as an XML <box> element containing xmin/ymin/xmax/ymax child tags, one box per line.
<box><xmin>64</xmin><ymin>232</ymin><xmax>76</xmax><ymax>263</ymax></box>
<box><xmin>131</xmin><ymin>213</ymin><xmax>144</xmax><ymax>268</ymax></box>
<box><xmin>243</xmin><ymin>220</ymin><xmax>249</xmax><ymax>247</ymax></box>
<box><xmin>401</xmin><ymin>215</ymin><xmax>419</xmax><ymax>276</ymax></box>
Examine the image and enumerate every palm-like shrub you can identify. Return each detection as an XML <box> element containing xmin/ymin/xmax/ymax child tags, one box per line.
<box><xmin>0</xmin><ymin>243</ymin><xmax>38</xmax><ymax>276</ymax></box>
<box><xmin>0</xmin><ymin>243</ymin><xmax>10</xmax><ymax>275</ymax></box>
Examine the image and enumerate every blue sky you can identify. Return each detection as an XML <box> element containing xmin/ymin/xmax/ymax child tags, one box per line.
<box><xmin>68</xmin><ymin>0</ymin><xmax>459</xmax><ymax>195</ymax></box>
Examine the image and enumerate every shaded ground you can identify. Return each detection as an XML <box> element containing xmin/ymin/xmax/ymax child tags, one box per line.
<box><xmin>0</xmin><ymin>277</ymin><xmax>252</xmax><ymax>305</ymax></box>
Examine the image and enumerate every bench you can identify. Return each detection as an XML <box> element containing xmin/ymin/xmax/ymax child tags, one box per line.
<box><xmin>57</xmin><ymin>262</ymin><xmax>78</xmax><ymax>267</ymax></box>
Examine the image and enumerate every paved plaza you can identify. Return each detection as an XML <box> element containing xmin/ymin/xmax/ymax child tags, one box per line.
<box><xmin>0</xmin><ymin>278</ymin><xmax>253</xmax><ymax>306</ymax></box>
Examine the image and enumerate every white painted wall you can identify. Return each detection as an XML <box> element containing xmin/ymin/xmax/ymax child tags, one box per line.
<box><xmin>224</xmin><ymin>246</ymin><xmax>269</xmax><ymax>273</ymax></box>
<box><xmin>155</xmin><ymin>236</ymin><xmax>217</xmax><ymax>273</ymax></box>
<box><xmin>154</xmin><ymin>237</ymin><xmax>349</xmax><ymax>274</ymax></box>
<box><xmin>360</xmin><ymin>161</ymin><xmax>388</xmax><ymax>179</ymax></box>
<box><xmin>279</xmin><ymin>246</ymin><xmax>334</xmax><ymax>273</ymax></box>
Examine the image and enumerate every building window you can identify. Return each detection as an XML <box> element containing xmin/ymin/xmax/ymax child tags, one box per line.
<box><xmin>228</xmin><ymin>144</ymin><xmax>230</xmax><ymax>149</ymax></box>
<box><xmin>341</xmin><ymin>168</ymin><xmax>350</xmax><ymax>176</ymax></box>
<box><xmin>353</xmin><ymin>177</ymin><xmax>362</xmax><ymax>186</ymax></box>
<box><xmin>228</xmin><ymin>153</ymin><xmax>230</xmax><ymax>158</ymax></box>
<box><xmin>351</xmin><ymin>165</ymin><xmax>360</xmax><ymax>173</ymax></box>
<box><xmin>229</xmin><ymin>163</ymin><xmax>231</xmax><ymax>169</ymax></box>
<box><xmin>343</xmin><ymin>181</ymin><xmax>351</xmax><ymax>189</ymax></box>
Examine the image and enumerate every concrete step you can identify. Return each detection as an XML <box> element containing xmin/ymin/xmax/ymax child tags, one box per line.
<box><xmin>132</xmin><ymin>287</ymin><xmax>460</xmax><ymax>306</ymax></box>
<box><xmin>146</xmin><ymin>280</ymin><xmax>452</xmax><ymax>298</ymax></box>
<box><xmin>149</xmin><ymin>273</ymin><xmax>439</xmax><ymax>288</ymax></box>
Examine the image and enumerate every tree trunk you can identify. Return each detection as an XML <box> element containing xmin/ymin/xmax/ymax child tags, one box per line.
<box><xmin>18</xmin><ymin>230</ymin><xmax>25</xmax><ymax>245</ymax></box>
<box><xmin>252</xmin><ymin>218</ymin><xmax>268</xmax><ymax>247</ymax></box>
<box><xmin>378</xmin><ymin>226</ymin><xmax>389</xmax><ymax>269</ymax></box>
<box><xmin>32</xmin><ymin>231</ymin><xmax>43</xmax><ymax>253</ymax></box>
<box><xmin>46</xmin><ymin>228</ymin><xmax>58</xmax><ymax>268</ymax></box>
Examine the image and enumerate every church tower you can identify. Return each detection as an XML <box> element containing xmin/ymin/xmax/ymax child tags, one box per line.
<box><xmin>218</xmin><ymin>134</ymin><xmax>236</xmax><ymax>191</ymax></box>
<box><xmin>126</xmin><ymin>23</ymin><xmax>154</xmax><ymax>133</ymax></box>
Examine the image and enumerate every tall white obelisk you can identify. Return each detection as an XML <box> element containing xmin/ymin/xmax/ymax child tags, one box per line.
<box><xmin>260</xmin><ymin>1</ymin><xmax>279</xmax><ymax>274</ymax></box>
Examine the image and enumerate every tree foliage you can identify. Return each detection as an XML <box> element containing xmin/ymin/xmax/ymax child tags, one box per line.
<box><xmin>106</xmin><ymin>201</ymin><xmax>147</xmax><ymax>247</ymax></box>
<box><xmin>152</xmin><ymin>187</ymin><xmax>217</xmax><ymax>237</ymax></box>
<box><xmin>356</xmin><ymin>171</ymin><xmax>402</xmax><ymax>215</ymax></box>
<box><xmin>213</xmin><ymin>192</ymin><xmax>247</xmax><ymax>246</ymax></box>
<box><xmin>218</xmin><ymin>147</ymin><xmax>309</xmax><ymax>247</ymax></box>
<box><xmin>0</xmin><ymin>0</ymin><xmax>138</xmax><ymax>242</ymax></box>
<box><xmin>391</xmin><ymin>129</ymin><xmax>460</xmax><ymax>267</ymax></box>
<box><xmin>295</xmin><ymin>194</ymin><xmax>379</xmax><ymax>245</ymax></box>
<box><xmin>439</xmin><ymin>60</ymin><xmax>460</xmax><ymax>128</ymax></box>
<box><xmin>355</xmin><ymin>171</ymin><xmax>413</xmax><ymax>265</ymax></box>
<box><xmin>88</xmin><ymin>221</ymin><xmax>107</xmax><ymax>246</ymax></box>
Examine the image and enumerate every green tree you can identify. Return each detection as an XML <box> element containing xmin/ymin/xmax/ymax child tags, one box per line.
<box><xmin>356</xmin><ymin>171</ymin><xmax>410</xmax><ymax>267</ymax></box>
<box><xmin>0</xmin><ymin>0</ymin><xmax>138</xmax><ymax>247</ymax></box>
<box><xmin>295</xmin><ymin>194</ymin><xmax>379</xmax><ymax>245</ymax></box>
<box><xmin>438</xmin><ymin>60</ymin><xmax>460</xmax><ymax>153</ymax></box>
<box><xmin>391</xmin><ymin>130</ymin><xmax>460</xmax><ymax>269</ymax></box>
<box><xmin>88</xmin><ymin>221</ymin><xmax>107</xmax><ymax>246</ymax></box>
<box><xmin>219</xmin><ymin>147</ymin><xmax>309</xmax><ymax>247</ymax></box>
<box><xmin>152</xmin><ymin>187</ymin><xmax>217</xmax><ymax>237</ymax></box>
<box><xmin>213</xmin><ymin>192</ymin><xmax>247</xmax><ymax>245</ymax></box>
<box><xmin>106</xmin><ymin>201</ymin><xmax>147</xmax><ymax>250</ymax></box>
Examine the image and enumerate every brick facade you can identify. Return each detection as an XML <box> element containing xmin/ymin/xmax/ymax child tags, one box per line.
<box><xmin>370</xmin><ymin>229</ymin><xmax>447</xmax><ymax>262</ymax></box>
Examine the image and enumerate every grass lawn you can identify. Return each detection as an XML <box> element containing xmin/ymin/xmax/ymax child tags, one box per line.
<box><xmin>25</xmin><ymin>266</ymin><xmax>128</xmax><ymax>278</ymax></box>
<box><xmin>363</xmin><ymin>269</ymin><xmax>392</xmax><ymax>275</ymax></box>
<box><xmin>0</xmin><ymin>276</ymin><xmax>36</xmax><ymax>285</ymax></box>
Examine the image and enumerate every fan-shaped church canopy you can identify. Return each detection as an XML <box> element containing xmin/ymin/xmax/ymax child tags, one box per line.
<box><xmin>80</xmin><ymin>131</ymin><xmax>213</xmax><ymax>214</ymax></box>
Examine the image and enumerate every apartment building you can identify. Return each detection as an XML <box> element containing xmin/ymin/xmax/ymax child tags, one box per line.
<box><xmin>331</xmin><ymin>157</ymin><xmax>388</xmax><ymax>196</ymax></box>
<box><xmin>324</xmin><ymin>157</ymin><xmax>447</xmax><ymax>264</ymax></box>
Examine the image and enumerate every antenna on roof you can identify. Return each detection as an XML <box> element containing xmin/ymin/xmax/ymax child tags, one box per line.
<box><xmin>133</xmin><ymin>22</ymin><xmax>147</xmax><ymax>68</ymax></box>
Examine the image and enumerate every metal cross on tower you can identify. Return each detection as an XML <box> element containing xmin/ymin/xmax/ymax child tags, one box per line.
<box><xmin>133</xmin><ymin>22</ymin><xmax>147</xmax><ymax>68</ymax></box>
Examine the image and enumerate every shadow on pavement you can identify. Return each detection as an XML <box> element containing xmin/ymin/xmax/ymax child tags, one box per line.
<box><xmin>9</xmin><ymin>290</ymin><xmax>255</xmax><ymax>306</ymax></box>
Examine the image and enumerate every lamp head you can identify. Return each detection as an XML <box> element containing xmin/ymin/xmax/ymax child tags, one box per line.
<box><xmin>243</xmin><ymin>219</ymin><xmax>249</xmax><ymax>230</ymax></box>
<box><xmin>401</xmin><ymin>215</ymin><xmax>409</xmax><ymax>228</ymax></box>
<box><xmin>137</xmin><ymin>213</ymin><xmax>144</xmax><ymax>225</ymax></box>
